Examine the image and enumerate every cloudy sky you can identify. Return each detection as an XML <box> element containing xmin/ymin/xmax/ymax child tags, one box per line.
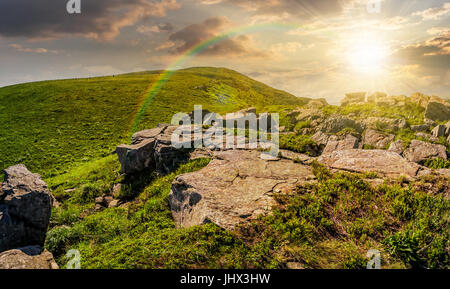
<box><xmin>0</xmin><ymin>0</ymin><xmax>449</xmax><ymax>103</ymax></box>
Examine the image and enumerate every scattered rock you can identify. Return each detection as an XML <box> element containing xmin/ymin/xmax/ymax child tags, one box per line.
<box><xmin>388</xmin><ymin>140</ymin><xmax>405</xmax><ymax>155</ymax></box>
<box><xmin>0</xmin><ymin>246</ymin><xmax>58</xmax><ymax>269</ymax></box>
<box><xmin>425</xmin><ymin>102</ymin><xmax>450</xmax><ymax>122</ymax></box>
<box><xmin>411</xmin><ymin>124</ymin><xmax>430</xmax><ymax>132</ymax></box>
<box><xmin>310</xmin><ymin>131</ymin><xmax>330</xmax><ymax>147</ymax></box>
<box><xmin>364</xmin><ymin>117</ymin><xmax>407</xmax><ymax>131</ymax></box>
<box><xmin>432</xmin><ymin>125</ymin><xmax>446</xmax><ymax>138</ymax></box>
<box><xmin>403</xmin><ymin>140</ymin><xmax>447</xmax><ymax>164</ymax></box>
<box><xmin>169</xmin><ymin>150</ymin><xmax>315</xmax><ymax>230</ymax></box>
<box><xmin>279</xmin><ymin>149</ymin><xmax>315</xmax><ymax>164</ymax></box>
<box><xmin>363</xmin><ymin>129</ymin><xmax>395</xmax><ymax>149</ymax></box>
<box><xmin>318</xmin><ymin>150</ymin><xmax>422</xmax><ymax>178</ymax></box>
<box><xmin>295</xmin><ymin>109</ymin><xmax>324</xmax><ymax>123</ymax></box>
<box><xmin>319</xmin><ymin>115</ymin><xmax>364</xmax><ymax>134</ymax></box>
<box><xmin>285</xmin><ymin>262</ymin><xmax>304</xmax><ymax>269</ymax></box>
<box><xmin>322</xmin><ymin>134</ymin><xmax>359</xmax><ymax>155</ymax></box>
<box><xmin>0</xmin><ymin>165</ymin><xmax>53</xmax><ymax>252</ymax></box>
<box><xmin>116</xmin><ymin>138</ymin><xmax>157</xmax><ymax>174</ymax></box>
<box><xmin>415</xmin><ymin>132</ymin><xmax>439</xmax><ymax>142</ymax></box>
<box><xmin>445</xmin><ymin>121</ymin><xmax>450</xmax><ymax>136</ymax></box>
<box><xmin>341</xmin><ymin>92</ymin><xmax>366</xmax><ymax>106</ymax></box>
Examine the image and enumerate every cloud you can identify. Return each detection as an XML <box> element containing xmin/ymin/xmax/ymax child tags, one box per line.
<box><xmin>201</xmin><ymin>0</ymin><xmax>354</xmax><ymax>18</ymax></box>
<box><xmin>9</xmin><ymin>43</ymin><xmax>59</xmax><ymax>54</ymax></box>
<box><xmin>413</xmin><ymin>2</ymin><xmax>450</xmax><ymax>20</ymax></box>
<box><xmin>0</xmin><ymin>0</ymin><xmax>180</xmax><ymax>41</ymax></box>
<box><xmin>137</xmin><ymin>23</ymin><xmax>174</xmax><ymax>34</ymax></box>
<box><xmin>167</xmin><ymin>17</ymin><xmax>268</xmax><ymax>57</ymax></box>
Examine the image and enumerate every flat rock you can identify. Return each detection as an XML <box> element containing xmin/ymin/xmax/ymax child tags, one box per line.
<box><xmin>318</xmin><ymin>149</ymin><xmax>422</xmax><ymax>177</ymax></box>
<box><xmin>169</xmin><ymin>150</ymin><xmax>315</xmax><ymax>230</ymax></box>
<box><xmin>403</xmin><ymin>140</ymin><xmax>447</xmax><ymax>163</ymax></box>
<box><xmin>388</xmin><ymin>140</ymin><xmax>405</xmax><ymax>155</ymax></box>
<box><xmin>0</xmin><ymin>246</ymin><xmax>58</xmax><ymax>269</ymax></box>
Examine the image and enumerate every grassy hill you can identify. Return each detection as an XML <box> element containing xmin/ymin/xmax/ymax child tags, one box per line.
<box><xmin>0</xmin><ymin>67</ymin><xmax>308</xmax><ymax>178</ymax></box>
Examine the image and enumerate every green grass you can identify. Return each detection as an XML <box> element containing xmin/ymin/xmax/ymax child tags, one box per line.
<box><xmin>45</xmin><ymin>158</ymin><xmax>449</xmax><ymax>269</ymax></box>
<box><xmin>0</xmin><ymin>67</ymin><xmax>308</xmax><ymax>178</ymax></box>
<box><xmin>279</xmin><ymin>134</ymin><xmax>319</xmax><ymax>156</ymax></box>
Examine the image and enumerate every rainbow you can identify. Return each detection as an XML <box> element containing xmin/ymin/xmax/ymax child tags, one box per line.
<box><xmin>130</xmin><ymin>22</ymin><xmax>333</xmax><ymax>135</ymax></box>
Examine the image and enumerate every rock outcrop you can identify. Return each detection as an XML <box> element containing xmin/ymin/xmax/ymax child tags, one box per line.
<box><xmin>0</xmin><ymin>246</ymin><xmax>58</xmax><ymax>269</ymax></box>
<box><xmin>431</xmin><ymin>125</ymin><xmax>446</xmax><ymax>138</ymax></box>
<box><xmin>425</xmin><ymin>102</ymin><xmax>450</xmax><ymax>122</ymax></box>
<box><xmin>322</xmin><ymin>134</ymin><xmax>360</xmax><ymax>155</ymax></box>
<box><xmin>169</xmin><ymin>150</ymin><xmax>315</xmax><ymax>230</ymax></box>
<box><xmin>363</xmin><ymin>117</ymin><xmax>407</xmax><ymax>132</ymax></box>
<box><xmin>319</xmin><ymin>115</ymin><xmax>363</xmax><ymax>134</ymax></box>
<box><xmin>0</xmin><ymin>165</ymin><xmax>53</xmax><ymax>252</ymax></box>
<box><xmin>341</xmin><ymin>92</ymin><xmax>366</xmax><ymax>106</ymax></box>
<box><xmin>388</xmin><ymin>140</ymin><xmax>405</xmax><ymax>155</ymax></box>
<box><xmin>363</xmin><ymin>129</ymin><xmax>395</xmax><ymax>149</ymax></box>
<box><xmin>318</xmin><ymin>150</ymin><xmax>423</xmax><ymax>178</ymax></box>
<box><xmin>403</xmin><ymin>140</ymin><xmax>447</xmax><ymax>164</ymax></box>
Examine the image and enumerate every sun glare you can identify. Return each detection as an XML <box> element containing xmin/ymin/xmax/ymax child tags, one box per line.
<box><xmin>346</xmin><ymin>35</ymin><xmax>389</xmax><ymax>74</ymax></box>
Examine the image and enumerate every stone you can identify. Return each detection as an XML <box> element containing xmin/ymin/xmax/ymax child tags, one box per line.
<box><xmin>410</xmin><ymin>93</ymin><xmax>430</xmax><ymax>108</ymax></box>
<box><xmin>108</xmin><ymin>200</ymin><xmax>120</xmax><ymax>208</ymax></box>
<box><xmin>432</xmin><ymin>125</ymin><xmax>446</xmax><ymax>138</ymax></box>
<box><xmin>363</xmin><ymin>129</ymin><xmax>395</xmax><ymax>149</ymax></box>
<box><xmin>279</xmin><ymin>149</ymin><xmax>316</xmax><ymax>165</ymax></box>
<box><xmin>388</xmin><ymin>140</ymin><xmax>405</xmax><ymax>155</ymax></box>
<box><xmin>131</xmin><ymin>126</ymin><xmax>167</xmax><ymax>145</ymax></box>
<box><xmin>0</xmin><ymin>165</ymin><xmax>53</xmax><ymax>252</ymax></box>
<box><xmin>116</xmin><ymin>138</ymin><xmax>156</xmax><ymax>174</ymax></box>
<box><xmin>0</xmin><ymin>246</ymin><xmax>58</xmax><ymax>269</ymax></box>
<box><xmin>295</xmin><ymin>109</ymin><xmax>324</xmax><ymax>122</ymax></box>
<box><xmin>322</xmin><ymin>134</ymin><xmax>359</xmax><ymax>155</ymax></box>
<box><xmin>411</xmin><ymin>124</ymin><xmax>430</xmax><ymax>132</ymax></box>
<box><xmin>341</xmin><ymin>92</ymin><xmax>366</xmax><ymax>106</ymax></box>
<box><xmin>169</xmin><ymin>150</ymin><xmax>315</xmax><ymax>230</ymax></box>
<box><xmin>415</xmin><ymin>132</ymin><xmax>439</xmax><ymax>142</ymax></box>
<box><xmin>425</xmin><ymin>102</ymin><xmax>450</xmax><ymax>122</ymax></box>
<box><xmin>445</xmin><ymin>121</ymin><xmax>450</xmax><ymax>136</ymax></box>
<box><xmin>364</xmin><ymin>117</ymin><xmax>407</xmax><ymax>131</ymax></box>
<box><xmin>318</xmin><ymin>150</ymin><xmax>422</xmax><ymax>178</ymax></box>
<box><xmin>285</xmin><ymin>262</ymin><xmax>304</xmax><ymax>269</ymax></box>
<box><xmin>311</xmin><ymin>131</ymin><xmax>330</xmax><ymax>147</ymax></box>
<box><xmin>403</xmin><ymin>140</ymin><xmax>447</xmax><ymax>164</ymax></box>
<box><xmin>319</xmin><ymin>115</ymin><xmax>364</xmax><ymax>134</ymax></box>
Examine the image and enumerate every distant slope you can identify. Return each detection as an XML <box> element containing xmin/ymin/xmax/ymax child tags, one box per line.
<box><xmin>0</xmin><ymin>67</ymin><xmax>308</xmax><ymax>177</ymax></box>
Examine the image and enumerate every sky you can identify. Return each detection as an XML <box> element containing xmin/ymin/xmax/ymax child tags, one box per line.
<box><xmin>0</xmin><ymin>0</ymin><xmax>449</xmax><ymax>104</ymax></box>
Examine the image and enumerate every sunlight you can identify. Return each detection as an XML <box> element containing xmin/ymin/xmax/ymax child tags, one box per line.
<box><xmin>346</xmin><ymin>35</ymin><xmax>390</xmax><ymax>74</ymax></box>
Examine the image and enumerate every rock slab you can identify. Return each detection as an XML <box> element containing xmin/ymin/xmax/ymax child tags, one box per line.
<box><xmin>0</xmin><ymin>165</ymin><xmax>53</xmax><ymax>252</ymax></box>
<box><xmin>169</xmin><ymin>150</ymin><xmax>315</xmax><ymax>230</ymax></box>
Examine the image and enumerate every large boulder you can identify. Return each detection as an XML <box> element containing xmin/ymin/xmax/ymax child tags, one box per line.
<box><xmin>411</xmin><ymin>124</ymin><xmax>430</xmax><ymax>132</ymax></box>
<box><xmin>322</xmin><ymin>134</ymin><xmax>360</xmax><ymax>155</ymax></box>
<box><xmin>425</xmin><ymin>102</ymin><xmax>450</xmax><ymax>122</ymax></box>
<box><xmin>0</xmin><ymin>246</ymin><xmax>58</xmax><ymax>269</ymax></box>
<box><xmin>319</xmin><ymin>115</ymin><xmax>364</xmax><ymax>134</ymax></box>
<box><xmin>318</xmin><ymin>150</ymin><xmax>423</xmax><ymax>178</ymax></box>
<box><xmin>116</xmin><ymin>139</ymin><xmax>157</xmax><ymax>174</ymax></box>
<box><xmin>169</xmin><ymin>150</ymin><xmax>315</xmax><ymax>230</ymax></box>
<box><xmin>403</xmin><ymin>140</ymin><xmax>447</xmax><ymax>164</ymax></box>
<box><xmin>362</xmin><ymin>129</ymin><xmax>395</xmax><ymax>149</ymax></box>
<box><xmin>0</xmin><ymin>165</ymin><xmax>53</xmax><ymax>252</ymax></box>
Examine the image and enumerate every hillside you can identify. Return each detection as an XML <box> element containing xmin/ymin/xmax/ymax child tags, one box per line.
<box><xmin>0</xmin><ymin>70</ymin><xmax>448</xmax><ymax>270</ymax></box>
<box><xmin>0</xmin><ymin>67</ymin><xmax>308</xmax><ymax>178</ymax></box>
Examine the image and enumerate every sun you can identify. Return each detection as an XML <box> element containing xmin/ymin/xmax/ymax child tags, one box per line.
<box><xmin>346</xmin><ymin>35</ymin><xmax>389</xmax><ymax>74</ymax></box>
